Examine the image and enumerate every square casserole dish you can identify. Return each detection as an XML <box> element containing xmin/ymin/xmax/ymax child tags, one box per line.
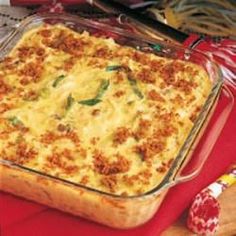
<box><xmin>0</xmin><ymin>13</ymin><xmax>228</xmax><ymax>229</ymax></box>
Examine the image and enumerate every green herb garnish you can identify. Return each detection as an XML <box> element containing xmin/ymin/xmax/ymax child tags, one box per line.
<box><xmin>8</xmin><ymin>116</ymin><xmax>24</xmax><ymax>126</ymax></box>
<box><xmin>128</xmin><ymin>77</ymin><xmax>137</xmax><ymax>86</ymax></box>
<box><xmin>133</xmin><ymin>87</ymin><xmax>144</xmax><ymax>99</ymax></box>
<box><xmin>106</xmin><ymin>65</ymin><xmax>123</xmax><ymax>71</ymax></box>
<box><xmin>78</xmin><ymin>98</ymin><xmax>102</xmax><ymax>106</ymax></box>
<box><xmin>78</xmin><ymin>79</ymin><xmax>110</xmax><ymax>106</ymax></box>
<box><xmin>128</xmin><ymin>77</ymin><xmax>144</xmax><ymax>99</ymax></box>
<box><xmin>65</xmin><ymin>94</ymin><xmax>75</xmax><ymax>110</ymax></box>
<box><xmin>52</xmin><ymin>75</ymin><xmax>65</xmax><ymax>88</ymax></box>
<box><xmin>96</xmin><ymin>79</ymin><xmax>110</xmax><ymax>99</ymax></box>
<box><xmin>110</xmin><ymin>65</ymin><xmax>143</xmax><ymax>99</ymax></box>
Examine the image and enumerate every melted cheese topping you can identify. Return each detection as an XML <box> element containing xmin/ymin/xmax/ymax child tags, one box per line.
<box><xmin>0</xmin><ymin>24</ymin><xmax>212</xmax><ymax>196</ymax></box>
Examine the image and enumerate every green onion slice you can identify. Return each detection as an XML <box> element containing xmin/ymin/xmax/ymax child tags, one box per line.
<box><xmin>128</xmin><ymin>77</ymin><xmax>144</xmax><ymax>99</ymax></box>
<box><xmin>78</xmin><ymin>98</ymin><xmax>102</xmax><ymax>106</ymax></box>
<box><xmin>8</xmin><ymin>116</ymin><xmax>24</xmax><ymax>126</ymax></box>
<box><xmin>66</xmin><ymin>94</ymin><xmax>75</xmax><ymax>110</ymax></box>
<box><xmin>106</xmin><ymin>65</ymin><xmax>123</xmax><ymax>71</ymax></box>
<box><xmin>78</xmin><ymin>79</ymin><xmax>109</xmax><ymax>106</ymax></box>
<box><xmin>52</xmin><ymin>75</ymin><xmax>65</xmax><ymax>88</ymax></box>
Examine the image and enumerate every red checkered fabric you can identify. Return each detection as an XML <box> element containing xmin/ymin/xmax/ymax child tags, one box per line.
<box><xmin>187</xmin><ymin>190</ymin><xmax>220</xmax><ymax>235</ymax></box>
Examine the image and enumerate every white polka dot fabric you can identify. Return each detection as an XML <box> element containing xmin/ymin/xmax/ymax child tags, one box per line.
<box><xmin>0</xmin><ymin>6</ymin><xmax>36</xmax><ymax>27</ymax></box>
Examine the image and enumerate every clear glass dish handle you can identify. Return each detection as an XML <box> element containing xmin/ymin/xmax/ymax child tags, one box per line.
<box><xmin>172</xmin><ymin>85</ymin><xmax>235</xmax><ymax>185</ymax></box>
<box><xmin>0</xmin><ymin>25</ymin><xmax>16</xmax><ymax>48</ymax></box>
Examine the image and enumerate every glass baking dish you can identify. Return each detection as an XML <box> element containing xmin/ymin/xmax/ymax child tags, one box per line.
<box><xmin>0</xmin><ymin>13</ymin><xmax>234</xmax><ymax>229</ymax></box>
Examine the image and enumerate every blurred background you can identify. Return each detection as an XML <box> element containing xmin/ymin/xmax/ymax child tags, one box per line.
<box><xmin>0</xmin><ymin>0</ymin><xmax>236</xmax><ymax>39</ymax></box>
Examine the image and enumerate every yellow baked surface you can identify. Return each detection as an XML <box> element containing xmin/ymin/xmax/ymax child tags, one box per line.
<box><xmin>0</xmin><ymin>24</ymin><xmax>211</xmax><ymax>196</ymax></box>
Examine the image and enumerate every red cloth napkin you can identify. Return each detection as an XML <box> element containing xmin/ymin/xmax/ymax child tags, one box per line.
<box><xmin>9</xmin><ymin>0</ymin><xmax>85</xmax><ymax>6</ymax></box>
<box><xmin>1</xmin><ymin>88</ymin><xmax>235</xmax><ymax>236</ymax></box>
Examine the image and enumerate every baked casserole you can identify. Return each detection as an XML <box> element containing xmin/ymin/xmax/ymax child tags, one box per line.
<box><xmin>0</xmin><ymin>24</ymin><xmax>212</xmax><ymax>197</ymax></box>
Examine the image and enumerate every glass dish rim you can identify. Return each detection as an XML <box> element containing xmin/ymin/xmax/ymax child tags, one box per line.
<box><xmin>0</xmin><ymin>12</ymin><xmax>223</xmax><ymax>200</ymax></box>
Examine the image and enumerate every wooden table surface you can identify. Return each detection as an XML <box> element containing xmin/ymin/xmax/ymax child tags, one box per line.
<box><xmin>162</xmin><ymin>184</ymin><xmax>236</xmax><ymax>236</ymax></box>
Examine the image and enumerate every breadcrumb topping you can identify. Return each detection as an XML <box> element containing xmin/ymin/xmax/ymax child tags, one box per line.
<box><xmin>0</xmin><ymin>24</ymin><xmax>212</xmax><ymax>196</ymax></box>
<box><xmin>113</xmin><ymin>127</ymin><xmax>131</xmax><ymax>145</ymax></box>
<box><xmin>93</xmin><ymin>150</ymin><xmax>131</xmax><ymax>175</ymax></box>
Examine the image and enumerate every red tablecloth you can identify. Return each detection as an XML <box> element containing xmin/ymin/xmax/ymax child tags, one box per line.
<box><xmin>1</xmin><ymin>86</ymin><xmax>235</xmax><ymax>236</ymax></box>
<box><xmin>0</xmin><ymin>2</ymin><xmax>236</xmax><ymax>234</ymax></box>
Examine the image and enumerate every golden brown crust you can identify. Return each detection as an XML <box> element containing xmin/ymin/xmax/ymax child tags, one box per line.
<box><xmin>93</xmin><ymin>150</ymin><xmax>131</xmax><ymax>175</ymax></box>
<box><xmin>113</xmin><ymin>127</ymin><xmax>131</xmax><ymax>145</ymax></box>
<box><xmin>0</xmin><ymin>24</ymin><xmax>212</xmax><ymax>196</ymax></box>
